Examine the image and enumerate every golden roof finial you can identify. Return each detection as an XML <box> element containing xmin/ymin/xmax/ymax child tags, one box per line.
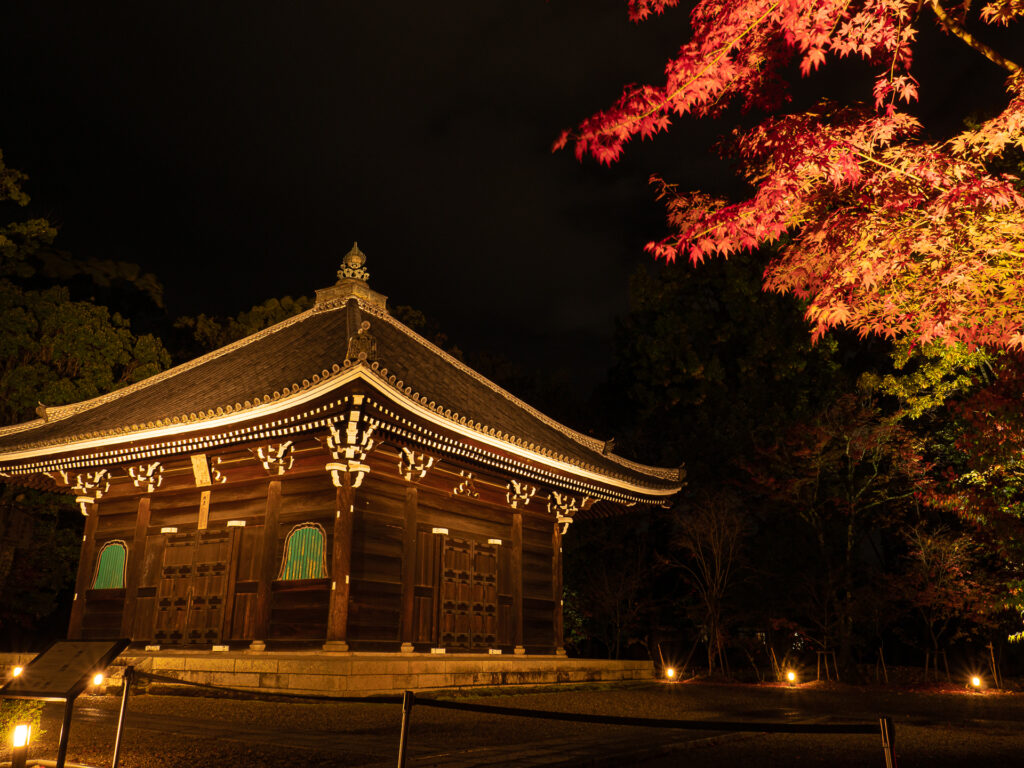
<box><xmin>315</xmin><ymin>241</ymin><xmax>388</xmax><ymax>310</ymax></box>
<box><xmin>338</xmin><ymin>241</ymin><xmax>369</xmax><ymax>282</ymax></box>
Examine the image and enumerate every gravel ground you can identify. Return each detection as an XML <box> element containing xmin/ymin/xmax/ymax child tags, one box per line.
<box><xmin>3</xmin><ymin>680</ymin><xmax>1022</xmax><ymax>766</ymax></box>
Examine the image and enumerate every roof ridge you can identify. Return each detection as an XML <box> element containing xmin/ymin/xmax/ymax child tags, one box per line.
<box><xmin>0</xmin><ymin>306</ymin><xmax>320</xmax><ymax>439</ymax></box>
<box><xmin>357</xmin><ymin>298</ymin><xmax>682</xmax><ymax>483</ymax></box>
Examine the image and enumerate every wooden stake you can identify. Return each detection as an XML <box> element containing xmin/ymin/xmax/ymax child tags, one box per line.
<box><xmin>988</xmin><ymin>642</ymin><xmax>1001</xmax><ymax>689</ymax></box>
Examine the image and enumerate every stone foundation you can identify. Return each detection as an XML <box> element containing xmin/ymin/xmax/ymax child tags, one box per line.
<box><xmin>1</xmin><ymin>650</ymin><xmax>652</xmax><ymax>697</ymax></box>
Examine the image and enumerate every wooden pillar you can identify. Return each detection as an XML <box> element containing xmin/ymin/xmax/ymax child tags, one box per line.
<box><xmin>119</xmin><ymin>496</ymin><xmax>152</xmax><ymax>638</ymax></box>
<box><xmin>324</xmin><ymin>474</ymin><xmax>354</xmax><ymax>651</ymax></box>
<box><xmin>399</xmin><ymin>486</ymin><xmax>418</xmax><ymax>652</ymax></box>
<box><xmin>250</xmin><ymin>479</ymin><xmax>281</xmax><ymax>651</ymax></box>
<box><xmin>512</xmin><ymin>511</ymin><xmax>525</xmax><ymax>655</ymax></box>
<box><xmin>68</xmin><ymin>510</ymin><xmax>100</xmax><ymax>640</ymax></box>
<box><xmin>553</xmin><ymin>523</ymin><xmax>565</xmax><ymax>655</ymax></box>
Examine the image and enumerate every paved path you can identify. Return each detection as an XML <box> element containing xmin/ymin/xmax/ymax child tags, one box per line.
<box><xmin>9</xmin><ymin>681</ymin><xmax>1024</xmax><ymax>767</ymax></box>
<box><xmin>69</xmin><ymin>698</ymin><xmax>733</xmax><ymax>767</ymax></box>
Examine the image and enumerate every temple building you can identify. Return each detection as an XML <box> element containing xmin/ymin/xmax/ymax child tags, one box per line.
<box><xmin>0</xmin><ymin>246</ymin><xmax>682</xmax><ymax>659</ymax></box>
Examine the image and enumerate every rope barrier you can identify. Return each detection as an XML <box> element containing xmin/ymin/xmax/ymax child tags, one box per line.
<box><xmin>133</xmin><ymin>670</ymin><xmax>402</xmax><ymax>705</ymax></box>
<box><xmin>132</xmin><ymin>670</ymin><xmax>877</xmax><ymax>735</ymax></box>
<box><xmin>412</xmin><ymin>696</ymin><xmax>879</xmax><ymax>734</ymax></box>
<box><xmin>125</xmin><ymin>669</ymin><xmax>896</xmax><ymax>766</ymax></box>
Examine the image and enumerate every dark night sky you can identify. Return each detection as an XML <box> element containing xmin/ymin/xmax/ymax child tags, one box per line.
<box><xmin>0</xmin><ymin>2</ymin><xmax>1020</xmax><ymax>392</ymax></box>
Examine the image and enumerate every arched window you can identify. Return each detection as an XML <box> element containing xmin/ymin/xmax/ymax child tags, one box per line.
<box><xmin>278</xmin><ymin>523</ymin><xmax>327</xmax><ymax>580</ymax></box>
<box><xmin>92</xmin><ymin>540</ymin><xmax>128</xmax><ymax>589</ymax></box>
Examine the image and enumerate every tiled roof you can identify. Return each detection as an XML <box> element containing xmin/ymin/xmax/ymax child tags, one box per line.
<box><xmin>0</xmin><ymin>285</ymin><xmax>682</xmax><ymax>493</ymax></box>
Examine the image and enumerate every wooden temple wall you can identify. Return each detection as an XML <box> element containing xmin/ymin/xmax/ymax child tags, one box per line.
<box><xmin>70</xmin><ymin>441</ymin><xmax>561</xmax><ymax>654</ymax></box>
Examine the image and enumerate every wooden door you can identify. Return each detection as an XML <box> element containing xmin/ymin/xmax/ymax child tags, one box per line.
<box><xmin>154</xmin><ymin>533</ymin><xmax>195</xmax><ymax>645</ymax></box>
<box><xmin>186</xmin><ymin>530</ymin><xmax>232</xmax><ymax>644</ymax></box>
<box><xmin>153</xmin><ymin>530</ymin><xmax>232</xmax><ymax>645</ymax></box>
<box><xmin>439</xmin><ymin>537</ymin><xmax>499</xmax><ymax>651</ymax></box>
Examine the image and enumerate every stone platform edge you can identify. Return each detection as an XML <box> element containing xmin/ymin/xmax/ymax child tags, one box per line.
<box><xmin>0</xmin><ymin>651</ymin><xmax>653</xmax><ymax>697</ymax></box>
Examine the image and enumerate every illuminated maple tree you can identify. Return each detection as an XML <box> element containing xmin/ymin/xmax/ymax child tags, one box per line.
<box><xmin>559</xmin><ymin>0</ymin><xmax>1024</xmax><ymax>348</ymax></box>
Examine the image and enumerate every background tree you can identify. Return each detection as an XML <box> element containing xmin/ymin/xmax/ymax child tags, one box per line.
<box><xmin>661</xmin><ymin>491</ymin><xmax>750</xmax><ymax>674</ymax></box>
<box><xmin>892</xmin><ymin>523</ymin><xmax>999</xmax><ymax>669</ymax></box>
<box><xmin>745</xmin><ymin>393</ymin><xmax>930</xmax><ymax>668</ymax></box>
<box><xmin>0</xmin><ymin>151</ymin><xmax>170</xmax><ymax>647</ymax></box>
<box><xmin>563</xmin><ymin>515</ymin><xmax>665</xmax><ymax>659</ymax></box>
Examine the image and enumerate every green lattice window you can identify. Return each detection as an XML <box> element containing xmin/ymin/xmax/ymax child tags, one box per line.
<box><xmin>278</xmin><ymin>523</ymin><xmax>327</xmax><ymax>580</ymax></box>
<box><xmin>92</xmin><ymin>540</ymin><xmax>127</xmax><ymax>589</ymax></box>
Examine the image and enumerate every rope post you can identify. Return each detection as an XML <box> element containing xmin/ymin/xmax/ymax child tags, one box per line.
<box><xmin>397</xmin><ymin>689</ymin><xmax>415</xmax><ymax>768</ymax></box>
<box><xmin>879</xmin><ymin>716</ymin><xmax>896</xmax><ymax>768</ymax></box>
<box><xmin>111</xmin><ymin>665</ymin><xmax>134</xmax><ymax>768</ymax></box>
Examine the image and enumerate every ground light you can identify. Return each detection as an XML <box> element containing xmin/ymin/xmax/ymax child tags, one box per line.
<box><xmin>664</xmin><ymin>667</ymin><xmax>676</xmax><ymax>681</ymax></box>
<box><xmin>12</xmin><ymin>723</ymin><xmax>30</xmax><ymax>768</ymax></box>
<box><xmin>970</xmin><ymin>675</ymin><xmax>982</xmax><ymax>689</ymax></box>
<box><xmin>786</xmin><ymin>670</ymin><xmax>797</xmax><ymax>685</ymax></box>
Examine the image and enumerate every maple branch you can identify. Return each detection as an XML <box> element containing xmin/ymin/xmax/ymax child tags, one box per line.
<box><xmin>662</xmin><ymin>1</ymin><xmax>780</xmax><ymax>110</ymax></box>
<box><xmin>928</xmin><ymin>0</ymin><xmax>1022</xmax><ymax>74</ymax></box>
<box><xmin>572</xmin><ymin>0</ymin><xmax>781</xmax><ymax>144</ymax></box>
<box><xmin>849</xmin><ymin>147</ymin><xmax>950</xmax><ymax>193</ymax></box>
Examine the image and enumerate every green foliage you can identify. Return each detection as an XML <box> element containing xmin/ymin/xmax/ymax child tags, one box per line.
<box><xmin>390</xmin><ymin>305</ymin><xmax>463</xmax><ymax>360</ymax></box>
<box><xmin>560</xmin><ymin>587</ymin><xmax>587</xmax><ymax>655</ymax></box>
<box><xmin>0</xmin><ymin>699</ymin><xmax>44</xmax><ymax>742</ymax></box>
<box><xmin>0</xmin><ymin>488</ymin><xmax>79</xmax><ymax>635</ymax></box>
<box><xmin>0</xmin><ymin>283</ymin><xmax>169</xmax><ymax>425</ymax></box>
<box><xmin>859</xmin><ymin>340</ymin><xmax>994</xmax><ymax>420</ymax></box>
<box><xmin>174</xmin><ymin>295</ymin><xmax>314</xmax><ymax>356</ymax></box>
<box><xmin>0</xmin><ymin>151</ymin><xmax>170</xmax><ymax>642</ymax></box>
<box><xmin>611</xmin><ymin>251</ymin><xmax>842</xmax><ymax>472</ymax></box>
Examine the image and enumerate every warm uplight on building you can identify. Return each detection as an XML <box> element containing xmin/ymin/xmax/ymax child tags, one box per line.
<box><xmin>12</xmin><ymin>724</ymin><xmax>30</xmax><ymax>748</ymax></box>
<box><xmin>92</xmin><ymin>673</ymin><xmax>104</xmax><ymax>687</ymax></box>
<box><xmin>665</xmin><ymin>667</ymin><xmax>676</xmax><ymax>680</ymax></box>
<box><xmin>971</xmin><ymin>675</ymin><xmax>982</xmax><ymax>688</ymax></box>
<box><xmin>11</xmin><ymin>666</ymin><xmax>22</xmax><ymax>678</ymax></box>
<box><xmin>786</xmin><ymin>670</ymin><xmax>797</xmax><ymax>683</ymax></box>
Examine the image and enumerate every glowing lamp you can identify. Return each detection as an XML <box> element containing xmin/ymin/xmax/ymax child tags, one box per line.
<box><xmin>11</xmin><ymin>666</ymin><xmax>23</xmax><ymax>677</ymax></box>
<box><xmin>12</xmin><ymin>722</ymin><xmax>30</xmax><ymax>768</ymax></box>
<box><xmin>786</xmin><ymin>670</ymin><xmax>797</xmax><ymax>683</ymax></box>
<box><xmin>12</xmin><ymin>724</ymin><xmax>29</xmax><ymax>748</ymax></box>
<box><xmin>92</xmin><ymin>673</ymin><xmax>104</xmax><ymax>687</ymax></box>
<box><xmin>970</xmin><ymin>675</ymin><xmax>982</xmax><ymax>688</ymax></box>
<box><xmin>665</xmin><ymin>667</ymin><xmax>676</xmax><ymax>680</ymax></box>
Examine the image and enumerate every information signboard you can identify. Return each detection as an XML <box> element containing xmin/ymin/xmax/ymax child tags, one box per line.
<box><xmin>0</xmin><ymin>639</ymin><xmax>129</xmax><ymax>701</ymax></box>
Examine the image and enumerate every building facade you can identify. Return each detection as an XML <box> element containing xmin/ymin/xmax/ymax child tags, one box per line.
<box><xmin>0</xmin><ymin>246</ymin><xmax>682</xmax><ymax>655</ymax></box>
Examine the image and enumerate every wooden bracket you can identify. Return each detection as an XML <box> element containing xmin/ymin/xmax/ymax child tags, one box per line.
<box><xmin>324</xmin><ymin>404</ymin><xmax>378</xmax><ymax>488</ymax></box>
<box><xmin>398</xmin><ymin>447</ymin><xmax>434</xmax><ymax>482</ymax></box>
<box><xmin>71</xmin><ymin>469</ymin><xmax>110</xmax><ymax>516</ymax></box>
<box><xmin>252</xmin><ymin>442</ymin><xmax>295</xmax><ymax>475</ymax></box>
<box><xmin>128</xmin><ymin>462</ymin><xmax>164</xmax><ymax>493</ymax></box>
<box><xmin>506</xmin><ymin>479</ymin><xmax>537</xmax><ymax>509</ymax></box>
<box><xmin>453</xmin><ymin>470</ymin><xmax>479</xmax><ymax>498</ymax></box>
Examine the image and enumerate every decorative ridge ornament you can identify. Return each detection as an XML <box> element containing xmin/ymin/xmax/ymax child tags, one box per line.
<box><xmin>338</xmin><ymin>242</ymin><xmax>369</xmax><ymax>282</ymax></box>
<box><xmin>314</xmin><ymin>243</ymin><xmax>388</xmax><ymax>310</ymax></box>
<box><xmin>346</xmin><ymin>320</ymin><xmax>378</xmax><ymax>363</ymax></box>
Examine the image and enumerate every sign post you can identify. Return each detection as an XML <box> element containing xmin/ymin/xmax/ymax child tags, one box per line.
<box><xmin>0</xmin><ymin>639</ymin><xmax>129</xmax><ymax>768</ymax></box>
